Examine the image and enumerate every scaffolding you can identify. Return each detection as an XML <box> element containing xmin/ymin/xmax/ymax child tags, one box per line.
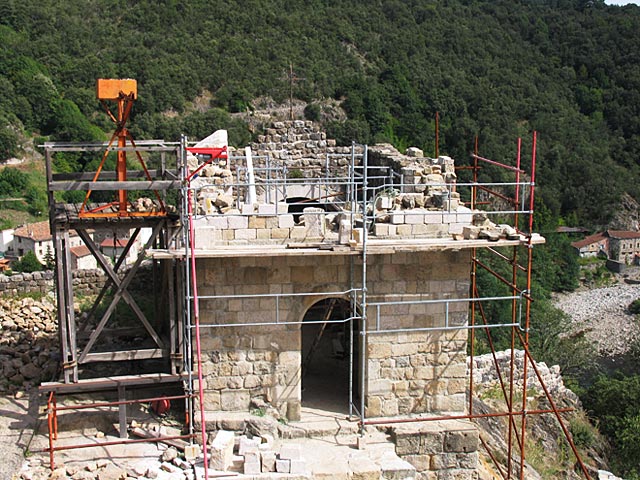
<box><xmin>40</xmin><ymin>123</ymin><xmax>591</xmax><ymax>478</ymax></box>
<box><xmin>174</xmin><ymin>132</ymin><xmax>590</xmax><ymax>479</ymax></box>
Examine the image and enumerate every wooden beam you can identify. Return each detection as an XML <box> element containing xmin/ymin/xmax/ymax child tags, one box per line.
<box><xmin>40</xmin><ymin>373</ymin><xmax>187</xmax><ymax>393</ymax></box>
<box><xmin>49</xmin><ymin>180</ymin><xmax>181</xmax><ymax>191</ymax></box>
<box><xmin>80</xmin><ymin>349</ymin><xmax>168</xmax><ymax>363</ymax></box>
<box><xmin>43</xmin><ymin>140</ymin><xmax>178</xmax><ymax>152</ymax></box>
<box><xmin>52</xmin><ymin>170</ymin><xmax>173</xmax><ymax>181</ymax></box>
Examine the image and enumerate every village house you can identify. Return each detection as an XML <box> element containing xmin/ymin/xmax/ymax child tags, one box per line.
<box><xmin>571</xmin><ymin>229</ymin><xmax>640</xmax><ymax>265</ymax></box>
<box><xmin>10</xmin><ymin>221</ymin><xmax>82</xmax><ymax>264</ymax></box>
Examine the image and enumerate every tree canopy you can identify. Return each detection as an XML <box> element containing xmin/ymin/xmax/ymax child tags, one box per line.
<box><xmin>1</xmin><ymin>0</ymin><xmax>639</xmax><ymax>228</ymax></box>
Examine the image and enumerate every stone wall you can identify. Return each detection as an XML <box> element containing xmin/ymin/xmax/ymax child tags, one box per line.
<box><xmin>0</xmin><ymin>296</ymin><xmax>59</xmax><ymax>393</ymax></box>
<box><xmin>196</xmin><ymin>249</ymin><xmax>471</xmax><ymax>419</ymax></box>
<box><xmin>471</xmin><ymin>349</ymin><xmax>579</xmax><ymax>402</ymax></box>
<box><xmin>391</xmin><ymin>420</ymin><xmax>479</xmax><ymax>480</ymax></box>
<box><xmin>0</xmin><ymin>264</ymin><xmax>155</xmax><ymax>297</ymax></box>
<box><xmin>250</xmin><ymin>120</ymin><xmax>358</xmax><ymax>173</ymax></box>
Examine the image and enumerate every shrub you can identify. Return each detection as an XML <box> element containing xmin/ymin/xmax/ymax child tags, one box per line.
<box><xmin>628</xmin><ymin>298</ymin><xmax>640</xmax><ymax>316</ymax></box>
<box><xmin>12</xmin><ymin>251</ymin><xmax>43</xmax><ymax>273</ymax></box>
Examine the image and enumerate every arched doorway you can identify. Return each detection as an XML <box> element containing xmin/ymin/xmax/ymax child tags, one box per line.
<box><xmin>301</xmin><ymin>298</ymin><xmax>359</xmax><ymax>413</ymax></box>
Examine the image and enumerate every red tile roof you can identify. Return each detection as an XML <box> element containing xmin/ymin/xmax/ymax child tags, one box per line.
<box><xmin>13</xmin><ymin>221</ymin><xmax>52</xmax><ymax>242</ymax></box>
<box><xmin>607</xmin><ymin>230</ymin><xmax>640</xmax><ymax>239</ymax></box>
<box><xmin>100</xmin><ymin>238</ymin><xmax>129</xmax><ymax>248</ymax></box>
<box><xmin>70</xmin><ymin>245</ymin><xmax>91</xmax><ymax>258</ymax></box>
<box><xmin>13</xmin><ymin>221</ymin><xmax>79</xmax><ymax>242</ymax></box>
<box><xmin>571</xmin><ymin>232</ymin><xmax>607</xmax><ymax>249</ymax></box>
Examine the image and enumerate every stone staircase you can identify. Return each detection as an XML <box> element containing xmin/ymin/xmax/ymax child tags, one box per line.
<box><xmin>200</xmin><ymin>407</ymin><xmax>417</xmax><ymax>479</ymax></box>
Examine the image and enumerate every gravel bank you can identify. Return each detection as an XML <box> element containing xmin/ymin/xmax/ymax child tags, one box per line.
<box><xmin>553</xmin><ymin>283</ymin><xmax>640</xmax><ymax>356</ymax></box>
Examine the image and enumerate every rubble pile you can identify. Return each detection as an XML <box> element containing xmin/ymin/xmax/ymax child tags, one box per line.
<box><xmin>252</xmin><ymin>120</ymin><xmax>348</xmax><ymax>165</ymax></box>
<box><xmin>185</xmin><ymin>124</ymin><xmax>528</xmax><ymax>246</ymax></box>
<box><xmin>0</xmin><ymin>297</ymin><xmax>59</xmax><ymax>393</ymax></box>
<box><xmin>470</xmin><ymin>349</ymin><xmax>578</xmax><ymax>401</ymax></box>
<box><xmin>210</xmin><ymin>430</ymin><xmax>307</xmax><ymax>475</ymax></box>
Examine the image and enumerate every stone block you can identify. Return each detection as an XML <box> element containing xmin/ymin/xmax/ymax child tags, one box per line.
<box><xmin>376</xmin><ymin>194</ymin><xmax>395</xmax><ymax>210</ymax></box>
<box><xmin>382</xmin><ymin>397</ymin><xmax>399</xmax><ymax>416</ymax></box>
<box><xmin>184</xmin><ymin>444</ymin><xmax>201</xmax><ymax>462</ymax></box>
<box><xmin>411</xmin><ymin>223</ymin><xmax>429</xmax><ymax>235</ymax></box>
<box><xmin>248</xmin><ymin>216</ymin><xmax>266</xmax><ymax>229</ymax></box>
<box><xmin>397</xmin><ymin>224</ymin><xmax>412</xmax><ymax>236</ymax></box>
<box><xmin>275</xmin><ymin>458</ymin><xmax>291</xmax><ymax>473</ymax></box>
<box><xmin>442</xmin><ymin>213</ymin><xmax>456</xmax><ymax>224</ymax></box>
<box><xmin>368</xmin><ymin>379</ymin><xmax>393</xmax><ymax>395</ymax></box>
<box><xmin>210</xmin><ymin>430</ymin><xmax>235</xmax><ymax>471</ymax></box>
<box><xmin>256</xmin><ymin>229</ymin><xmax>271</xmax><ymax>240</ymax></box>
<box><xmin>339</xmin><ymin>218</ymin><xmax>352</xmax><ymax>244</ymax></box>
<box><xmin>353</xmin><ymin>227</ymin><xmax>364</xmax><ymax>244</ymax></box>
<box><xmin>448</xmin><ymin>223</ymin><xmax>464</xmax><ymax>235</ymax></box>
<box><xmin>349</xmin><ymin>455</ymin><xmax>379</xmax><ymax>480</ymax></box>
<box><xmin>390</xmin><ymin>211</ymin><xmax>405</xmax><ymax>224</ymax></box>
<box><xmin>462</xmin><ymin>226</ymin><xmax>481</xmax><ymax>240</ymax></box>
<box><xmin>290</xmin><ymin>226</ymin><xmax>307</xmax><ymax>239</ymax></box>
<box><xmin>241</xmin><ymin>203</ymin><xmax>255</xmax><ymax>215</ymax></box>
<box><xmin>434</xmin><ymin>468</ymin><xmax>476</xmax><ymax>479</ymax></box>
<box><xmin>258</xmin><ymin>204</ymin><xmax>277</xmax><ymax>215</ymax></box>
<box><xmin>266</xmin><ymin>216</ymin><xmax>279</xmax><ymax>228</ymax></box>
<box><xmin>227</xmin><ymin>215</ymin><xmax>248</xmax><ymax>229</ymax></box>
<box><xmin>456</xmin><ymin>213</ymin><xmax>473</xmax><ymax>226</ymax></box>
<box><xmin>279</xmin><ymin>214</ymin><xmax>295</xmax><ymax>228</ymax></box>
<box><xmin>220</xmin><ymin>390</ymin><xmax>250</xmax><ymax>411</ymax></box>
<box><xmin>424</xmin><ymin>212</ymin><xmax>443</xmax><ymax>224</ymax></box>
<box><xmin>405</xmin><ymin>210</ymin><xmax>424</xmax><ymax>224</ymax></box>
<box><xmin>366</xmin><ymin>396</ymin><xmax>382</xmax><ymax>418</ymax></box>
<box><xmin>243</xmin><ymin>460</ymin><xmax>261</xmax><ymax>475</ymax></box>
<box><xmin>375</xmin><ymin>224</ymin><xmax>390</xmax><ymax>236</ymax></box>
<box><xmin>404</xmin><ymin>454</ymin><xmax>431</xmax><ymax>472</ymax></box>
<box><xmin>379</xmin><ymin>453</ymin><xmax>416</xmax><ymax>480</ymax></box>
<box><xmin>261</xmin><ymin>451</ymin><xmax>276</xmax><ymax>472</ymax></box>
<box><xmin>235</xmin><ymin>229</ymin><xmax>256</xmax><ymax>240</ymax></box>
<box><xmin>444</xmin><ymin>429</ymin><xmax>478</xmax><ymax>453</ymax></box>
<box><xmin>286</xmin><ymin>399</ymin><xmax>301</xmax><ymax>421</ymax></box>
<box><xmin>395</xmin><ymin>432</ymin><xmax>422</xmax><ymax>456</ymax></box>
<box><xmin>277</xmin><ymin>202</ymin><xmax>289</xmax><ymax>214</ymax></box>
<box><xmin>279</xmin><ymin>444</ymin><xmax>301</xmax><ymax>460</ymax></box>
<box><xmin>239</xmin><ymin>436</ymin><xmax>261</xmax><ymax>455</ymax></box>
<box><xmin>367</xmin><ymin>342</ymin><xmax>391</xmax><ymax>359</ymax></box>
<box><xmin>206</xmin><ymin>216</ymin><xmax>228</xmax><ymax>229</ymax></box>
<box><xmin>271</xmin><ymin>228</ymin><xmax>290</xmax><ymax>239</ymax></box>
<box><xmin>302</xmin><ymin>207</ymin><xmax>325</xmax><ymax>237</ymax></box>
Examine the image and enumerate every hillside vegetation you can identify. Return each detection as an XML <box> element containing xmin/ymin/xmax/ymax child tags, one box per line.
<box><xmin>1</xmin><ymin>0</ymin><xmax>640</xmax><ymax>476</ymax></box>
<box><xmin>1</xmin><ymin>0</ymin><xmax>640</xmax><ymax>227</ymax></box>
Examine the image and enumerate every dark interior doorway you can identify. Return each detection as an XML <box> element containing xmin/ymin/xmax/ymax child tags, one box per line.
<box><xmin>301</xmin><ymin>298</ymin><xmax>359</xmax><ymax>413</ymax></box>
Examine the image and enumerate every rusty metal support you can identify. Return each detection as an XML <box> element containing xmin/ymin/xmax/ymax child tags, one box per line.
<box><xmin>42</xmin><ymin>390</ymin><xmax>195</xmax><ymax>470</ymax></box>
<box><xmin>361</xmin><ymin>407</ymin><xmax>574</xmax><ymax>426</ymax></box>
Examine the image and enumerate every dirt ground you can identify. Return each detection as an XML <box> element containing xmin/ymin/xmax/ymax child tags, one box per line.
<box><xmin>0</xmin><ymin>392</ymin><xmax>38</xmax><ymax>480</ymax></box>
<box><xmin>0</xmin><ymin>390</ymin><xmax>186</xmax><ymax>480</ymax></box>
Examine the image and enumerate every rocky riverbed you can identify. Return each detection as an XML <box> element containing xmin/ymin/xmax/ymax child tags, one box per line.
<box><xmin>553</xmin><ymin>282</ymin><xmax>640</xmax><ymax>357</ymax></box>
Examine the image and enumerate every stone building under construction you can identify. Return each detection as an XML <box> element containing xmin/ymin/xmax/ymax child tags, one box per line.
<box><xmin>42</xmin><ymin>92</ymin><xmax>584</xmax><ymax>479</ymax></box>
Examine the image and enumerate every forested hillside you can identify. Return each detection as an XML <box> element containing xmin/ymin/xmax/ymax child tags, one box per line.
<box><xmin>1</xmin><ymin>0</ymin><xmax>640</xmax><ymax>226</ymax></box>
<box><xmin>2</xmin><ymin>0</ymin><xmax>640</xmax><ymax>476</ymax></box>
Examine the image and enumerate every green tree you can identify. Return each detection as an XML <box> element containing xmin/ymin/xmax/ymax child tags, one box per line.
<box><xmin>0</xmin><ymin>166</ymin><xmax>28</xmax><ymax>197</ymax></box>
<box><xmin>42</xmin><ymin>245</ymin><xmax>55</xmax><ymax>270</ymax></box>
<box><xmin>583</xmin><ymin>374</ymin><xmax>640</xmax><ymax>478</ymax></box>
<box><xmin>0</xmin><ymin>119</ymin><xmax>19</xmax><ymax>160</ymax></box>
<box><xmin>12</xmin><ymin>250</ymin><xmax>43</xmax><ymax>273</ymax></box>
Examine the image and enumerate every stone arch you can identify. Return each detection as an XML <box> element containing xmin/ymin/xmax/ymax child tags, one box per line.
<box><xmin>300</xmin><ymin>297</ymin><xmax>359</xmax><ymax>413</ymax></box>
